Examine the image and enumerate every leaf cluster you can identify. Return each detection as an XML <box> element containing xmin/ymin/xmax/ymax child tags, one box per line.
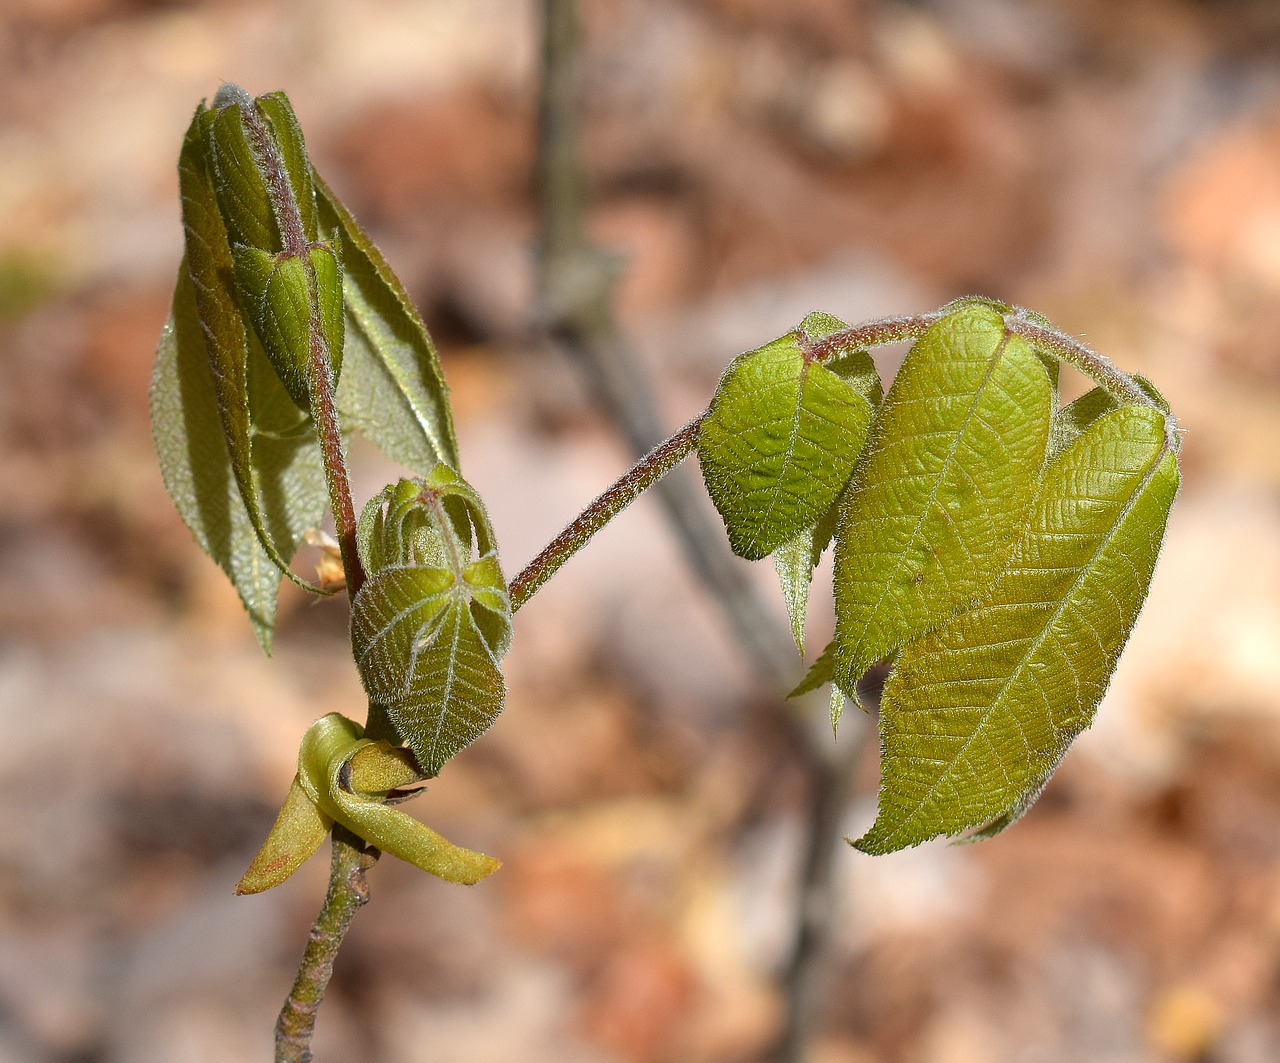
<box><xmin>697</xmin><ymin>299</ymin><xmax>1180</xmax><ymax>852</ymax></box>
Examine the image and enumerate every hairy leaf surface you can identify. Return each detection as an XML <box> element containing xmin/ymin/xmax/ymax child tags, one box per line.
<box><xmin>699</xmin><ymin>316</ymin><xmax>877</xmax><ymax>561</ymax></box>
<box><xmin>352</xmin><ymin>568</ymin><xmax>507</xmax><ymax>776</ymax></box>
<box><xmin>152</xmin><ymin>269</ymin><xmax>326</xmax><ymax>650</ymax></box>
<box><xmin>833</xmin><ymin>305</ymin><xmax>1052</xmax><ymax>695</ymax></box>
<box><xmin>855</xmin><ymin>404</ymin><xmax>1179</xmax><ymax>854</ymax></box>
<box><xmin>351</xmin><ymin>470</ymin><xmax>510</xmax><ymax>775</ymax></box>
<box><xmin>318</xmin><ymin>176</ymin><xmax>459</xmax><ymax>474</ymax></box>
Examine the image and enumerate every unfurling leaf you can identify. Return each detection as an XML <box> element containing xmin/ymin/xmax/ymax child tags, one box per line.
<box><xmin>699</xmin><ymin>315</ymin><xmax>878</xmax><ymax>562</ymax></box>
<box><xmin>236</xmin><ymin>714</ymin><xmax>501</xmax><ymax>892</ymax></box>
<box><xmin>352</xmin><ymin>470</ymin><xmax>511</xmax><ymax>776</ymax></box>
<box><xmin>320</xmin><ymin>176</ymin><xmax>459</xmax><ymax>475</ymax></box>
<box><xmin>854</xmin><ymin>402</ymin><xmax>1179</xmax><ymax>854</ymax></box>
<box><xmin>157</xmin><ymin>85</ymin><xmax>354</xmax><ymax>648</ymax></box>
<box><xmin>833</xmin><ymin>304</ymin><xmax>1053</xmax><ymax>698</ymax></box>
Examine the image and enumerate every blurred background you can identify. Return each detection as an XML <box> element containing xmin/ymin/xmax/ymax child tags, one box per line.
<box><xmin>3</xmin><ymin>0</ymin><xmax>1280</xmax><ymax>1060</ymax></box>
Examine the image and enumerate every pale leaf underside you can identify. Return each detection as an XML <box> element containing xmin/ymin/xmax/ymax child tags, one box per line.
<box><xmin>855</xmin><ymin>405</ymin><xmax>1179</xmax><ymax>854</ymax></box>
<box><xmin>152</xmin><ymin>269</ymin><xmax>326</xmax><ymax>649</ymax></box>
<box><xmin>352</xmin><ymin>565</ymin><xmax>507</xmax><ymax>776</ymax></box>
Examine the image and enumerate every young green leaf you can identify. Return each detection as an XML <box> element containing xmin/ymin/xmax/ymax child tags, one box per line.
<box><xmin>318</xmin><ymin>176</ymin><xmax>460</xmax><ymax>474</ymax></box>
<box><xmin>151</xmin><ymin>268</ymin><xmax>327</xmax><ymax>650</ymax></box>
<box><xmin>352</xmin><ymin>571</ymin><xmax>507</xmax><ymax>777</ymax></box>
<box><xmin>234</xmin><ymin>775</ymin><xmax>330</xmax><ymax>895</ymax></box>
<box><xmin>351</xmin><ymin>471</ymin><xmax>511</xmax><ymax>775</ymax></box>
<box><xmin>833</xmin><ymin>304</ymin><xmax>1053</xmax><ymax>696</ymax></box>
<box><xmin>854</xmin><ymin>404</ymin><xmax>1179</xmax><ymax>854</ymax></box>
<box><xmin>297</xmin><ymin>714</ymin><xmax>500</xmax><ymax>884</ymax></box>
<box><xmin>699</xmin><ymin>320</ymin><xmax>877</xmax><ymax>561</ymax></box>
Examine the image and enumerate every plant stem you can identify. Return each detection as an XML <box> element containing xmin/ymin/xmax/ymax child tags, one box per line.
<box><xmin>1002</xmin><ymin>311</ymin><xmax>1156</xmax><ymax>411</ymax></box>
<box><xmin>275</xmin><ymin>827</ymin><xmax>376</xmax><ymax>1063</ymax></box>
<box><xmin>509</xmin><ymin>414</ymin><xmax>704</xmax><ymax>611</ymax></box>
<box><xmin>508</xmin><ymin>311</ymin><xmax>941</xmax><ymax>615</ymax></box>
<box><xmin>248</xmin><ymin>94</ymin><xmax>375</xmax><ymax>1063</ymax></box>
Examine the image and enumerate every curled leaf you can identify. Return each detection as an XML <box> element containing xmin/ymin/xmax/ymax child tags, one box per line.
<box><xmin>234</xmin><ymin>775</ymin><xmax>330</xmax><ymax>895</ymax></box>
<box><xmin>236</xmin><ymin>714</ymin><xmax>501</xmax><ymax>892</ymax></box>
<box><xmin>352</xmin><ymin>471</ymin><xmax>512</xmax><ymax>775</ymax></box>
<box><xmin>298</xmin><ymin>714</ymin><xmax>500</xmax><ymax>884</ymax></box>
<box><xmin>699</xmin><ymin>319</ymin><xmax>876</xmax><ymax>561</ymax></box>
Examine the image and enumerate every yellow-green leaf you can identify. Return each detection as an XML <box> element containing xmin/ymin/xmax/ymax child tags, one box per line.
<box><xmin>854</xmin><ymin>404</ymin><xmax>1179</xmax><ymax>853</ymax></box>
<box><xmin>833</xmin><ymin>305</ymin><xmax>1053</xmax><ymax>692</ymax></box>
<box><xmin>298</xmin><ymin>714</ymin><xmax>500</xmax><ymax>884</ymax></box>
<box><xmin>699</xmin><ymin>321</ymin><xmax>876</xmax><ymax>561</ymax></box>
<box><xmin>234</xmin><ymin>775</ymin><xmax>330</xmax><ymax>895</ymax></box>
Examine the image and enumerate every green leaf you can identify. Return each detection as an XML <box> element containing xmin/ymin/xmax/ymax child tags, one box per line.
<box><xmin>788</xmin><ymin>638</ymin><xmax>837</xmax><ymax>698</ymax></box>
<box><xmin>833</xmin><ymin>304</ymin><xmax>1053</xmax><ymax>691</ymax></box>
<box><xmin>773</xmin><ymin>499</ymin><xmax>840</xmax><ymax>654</ymax></box>
<box><xmin>352</xmin><ymin>571</ymin><xmax>507</xmax><ymax>776</ymax></box>
<box><xmin>203</xmin><ymin>91</ymin><xmax>280</xmax><ymax>252</ymax></box>
<box><xmin>253</xmin><ymin>90</ymin><xmax>320</xmax><ymax>240</ymax></box>
<box><xmin>351</xmin><ymin>470</ymin><xmax>510</xmax><ymax>775</ymax></box>
<box><xmin>297</xmin><ymin>714</ymin><xmax>500</xmax><ymax>884</ymax></box>
<box><xmin>234</xmin><ymin>775</ymin><xmax>330</xmax><ymax>895</ymax></box>
<box><xmin>318</xmin><ymin>175</ymin><xmax>459</xmax><ymax>474</ymax></box>
<box><xmin>854</xmin><ymin>404</ymin><xmax>1179</xmax><ymax>853</ymax></box>
<box><xmin>699</xmin><ymin>321</ymin><xmax>876</xmax><ymax>561</ymax></box>
<box><xmin>151</xmin><ymin>267</ymin><xmax>327</xmax><ymax>651</ymax></box>
<box><xmin>231</xmin><ymin>243</ymin><xmax>345</xmax><ymax>411</ymax></box>
<box><xmin>175</xmin><ymin>109</ymin><xmax>325</xmax><ymax>600</ymax></box>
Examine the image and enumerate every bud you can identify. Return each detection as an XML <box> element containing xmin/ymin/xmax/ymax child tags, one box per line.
<box><xmin>186</xmin><ymin>84</ymin><xmax>344</xmax><ymax>412</ymax></box>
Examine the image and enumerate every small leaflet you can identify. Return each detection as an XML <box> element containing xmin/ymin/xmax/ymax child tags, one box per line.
<box><xmin>699</xmin><ymin>319</ymin><xmax>876</xmax><ymax>562</ymax></box>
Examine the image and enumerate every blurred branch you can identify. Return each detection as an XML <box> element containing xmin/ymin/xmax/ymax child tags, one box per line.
<box><xmin>534</xmin><ymin>3</ymin><xmax>868</xmax><ymax>1061</ymax></box>
<box><xmin>534</xmin><ymin>0</ymin><xmax>794</xmax><ymax>687</ymax></box>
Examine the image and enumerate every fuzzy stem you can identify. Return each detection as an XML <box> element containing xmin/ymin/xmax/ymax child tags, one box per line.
<box><xmin>245</xmin><ymin>94</ymin><xmax>376</xmax><ymax>1063</ymax></box>
<box><xmin>1002</xmin><ymin>311</ymin><xmax>1157</xmax><ymax>411</ymax></box>
<box><xmin>509</xmin><ymin>414</ymin><xmax>704</xmax><ymax>611</ymax></box>
<box><xmin>508</xmin><ymin>312</ymin><xmax>938</xmax><ymax>614</ymax></box>
<box><xmin>275</xmin><ymin>828</ymin><xmax>375</xmax><ymax>1063</ymax></box>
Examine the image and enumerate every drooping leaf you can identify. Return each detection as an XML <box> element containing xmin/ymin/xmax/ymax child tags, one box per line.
<box><xmin>151</xmin><ymin>268</ymin><xmax>327</xmax><ymax>650</ymax></box>
<box><xmin>174</xmin><ymin>108</ymin><xmax>325</xmax><ymax>602</ymax></box>
<box><xmin>788</xmin><ymin>638</ymin><xmax>837</xmax><ymax>698</ymax></box>
<box><xmin>773</xmin><ymin>499</ymin><xmax>840</xmax><ymax>654</ymax></box>
<box><xmin>854</xmin><ymin>404</ymin><xmax>1179</xmax><ymax>853</ymax></box>
<box><xmin>351</xmin><ymin>470</ymin><xmax>510</xmax><ymax>775</ymax></box>
<box><xmin>318</xmin><ymin>175</ymin><xmax>459</xmax><ymax>474</ymax></box>
<box><xmin>833</xmin><ymin>304</ymin><xmax>1053</xmax><ymax>694</ymax></box>
<box><xmin>699</xmin><ymin>319</ymin><xmax>876</xmax><ymax>561</ymax></box>
<box><xmin>230</xmin><ymin>243</ymin><xmax>345</xmax><ymax>410</ymax></box>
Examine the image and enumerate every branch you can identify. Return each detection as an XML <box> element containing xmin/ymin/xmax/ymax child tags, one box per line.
<box><xmin>274</xmin><ymin>829</ymin><xmax>376</xmax><ymax>1063</ymax></box>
